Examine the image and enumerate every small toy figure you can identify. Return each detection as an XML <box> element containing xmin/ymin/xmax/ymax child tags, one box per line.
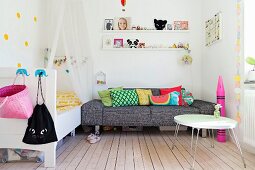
<box><xmin>184</xmin><ymin>43</ymin><xmax>190</xmax><ymax>50</ymax></box>
<box><xmin>178</xmin><ymin>42</ymin><xmax>184</xmax><ymax>48</ymax></box>
<box><xmin>214</xmin><ymin>104</ymin><xmax>222</xmax><ymax>118</ymax></box>
<box><xmin>154</xmin><ymin>19</ymin><xmax>167</xmax><ymax>30</ymax></box>
<box><xmin>172</xmin><ymin>44</ymin><xmax>177</xmax><ymax>48</ymax></box>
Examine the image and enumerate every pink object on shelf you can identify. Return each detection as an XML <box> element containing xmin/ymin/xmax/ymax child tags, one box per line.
<box><xmin>0</xmin><ymin>85</ymin><xmax>33</xmax><ymax>119</ymax></box>
<box><xmin>216</xmin><ymin>76</ymin><xmax>226</xmax><ymax>142</ymax></box>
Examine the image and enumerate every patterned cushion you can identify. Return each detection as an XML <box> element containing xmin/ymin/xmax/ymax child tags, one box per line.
<box><xmin>149</xmin><ymin>92</ymin><xmax>180</xmax><ymax>106</ymax></box>
<box><xmin>111</xmin><ymin>90</ymin><xmax>139</xmax><ymax>107</ymax></box>
<box><xmin>182</xmin><ymin>89</ymin><xmax>194</xmax><ymax>106</ymax></box>
<box><xmin>136</xmin><ymin>89</ymin><xmax>152</xmax><ymax>105</ymax></box>
<box><xmin>98</xmin><ymin>87</ymin><xmax>123</xmax><ymax>106</ymax></box>
<box><xmin>149</xmin><ymin>94</ymin><xmax>171</xmax><ymax>106</ymax></box>
<box><xmin>160</xmin><ymin>86</ymin><xmax>182</xmax><ymax>105</ymax></box>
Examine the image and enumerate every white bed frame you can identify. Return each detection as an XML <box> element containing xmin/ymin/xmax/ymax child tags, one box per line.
<box><xmin>0</xmin><ymin>68</ymin><xmax>81</xmax><ymax>167</ymax></box>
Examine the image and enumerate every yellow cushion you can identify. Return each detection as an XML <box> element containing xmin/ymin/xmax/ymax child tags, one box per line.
<box><xmin>56</xmin><ymin>91</ymin><xmax>81</xmax><ymax>108</ymax></box>
<box><xmin>136</xmin><ymin>89</ymin><xmax>152</xmax><ymax>105</ymax></box>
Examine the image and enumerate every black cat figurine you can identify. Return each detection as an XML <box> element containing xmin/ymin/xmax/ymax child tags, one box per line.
<box><xmin>154</xmin><ymin>19</ymin><xmax>167</xmax><ymax>30</ymax></box>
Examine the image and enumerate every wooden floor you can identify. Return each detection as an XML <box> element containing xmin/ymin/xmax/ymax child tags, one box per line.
<box><xmin>1</xmin><ymin>129</ymin><xmax>255</xmax><ymax>170</ymax></box>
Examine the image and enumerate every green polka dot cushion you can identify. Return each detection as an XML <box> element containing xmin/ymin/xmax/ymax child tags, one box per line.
<box><xmin>111</xmin><ymin>90</ymin><xmax>139</xmax><ymax>107</ymax></box>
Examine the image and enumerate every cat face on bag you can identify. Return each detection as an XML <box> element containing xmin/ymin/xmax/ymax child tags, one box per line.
<box><xmin>29</xmin><ymin>128</ymin><xmax>48</xmax><ymax>138</ymax></box>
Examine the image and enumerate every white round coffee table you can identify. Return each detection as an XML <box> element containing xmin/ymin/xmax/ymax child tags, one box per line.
<box><xmin>172</xmin><ymin>114</ymin><xmax>246</xmax><ymax>170</ymax></box>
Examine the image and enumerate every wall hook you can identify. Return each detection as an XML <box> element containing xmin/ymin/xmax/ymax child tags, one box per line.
<box><xmin>16</xmin><ymin>68</ymin><xmax>30</xmax><ymax>76</ymax></box>
<box><xmin>35</xmin><ymin>69</ymin><xmax>48</xmax><ymax>77</ymax></box>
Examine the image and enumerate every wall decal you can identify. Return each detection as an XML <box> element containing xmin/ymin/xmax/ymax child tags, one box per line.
<box><xmin>34</xmin><ymin>16</ymin><xmax>37</xmax><ymax>22</ymax></box>
<box><xmin>205</xmin><ymin>12</ymin><xmax>222</xmax><ymax>46</ymax></box>
<box><xmin>235</xmin><ymin>0</ymin><xmax>242</xmax><ymax>123</ymax></box>
<box><xmin>4</xmin><ymin>34</ymin><xmax>9</xmax><ymax>41</ymax></box>
<box><xmin>16</xmin><ymin>12</ymin><xmax>21</xmax><ymax>19</ymax></box>
<box><xmin>24</xmin><ymin>41</ymin><xmax>29</xmax><ymax>47</ymax></box>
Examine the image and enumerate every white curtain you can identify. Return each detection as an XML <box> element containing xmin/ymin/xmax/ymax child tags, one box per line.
<box><xmin>46</xmin><ymin>0</ymin><xmax>93</xmax><ymax>102</ymax></box>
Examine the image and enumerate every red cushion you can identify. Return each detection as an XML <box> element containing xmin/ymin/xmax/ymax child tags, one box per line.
<box><xmin>160</xmin><ymin>86</ymin><xmax>182</xmax><ymax>105</ymax></box>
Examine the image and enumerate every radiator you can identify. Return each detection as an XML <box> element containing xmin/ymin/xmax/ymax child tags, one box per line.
<box><xmin>243</xmin><ymin>89</ymin><xmax>255</xmax><ymax>147</ymax></box>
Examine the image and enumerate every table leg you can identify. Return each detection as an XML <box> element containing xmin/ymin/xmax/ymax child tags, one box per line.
<box><xmin>208</xmin><ymin>129</ymin><xmax>214</xmax><ymax>148</ymax></box>
<box><xmin>211</xmin><ymin>129</ymin><xmax>214</xmax><ymax>148</ymax></box>
<box><xmin>191</xmin><ymin>127</ymin><xmax>194</xmax><ymax>154</ymax></box>
<box><xmin>228</xmin><ymin>129</ymin><xmax>246</xmax><ymax>168</ymax></box>
<box><xmin>191</xmin><ymin>128</ymin><xmax>200</xmax><ymax>170</ymax></box>
<box><xmin>172</xmin><ymin>123</ymin><xmax>180</xmax><ymax>150</ymax></box>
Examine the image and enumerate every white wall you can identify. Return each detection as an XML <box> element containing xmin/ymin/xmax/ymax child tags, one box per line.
<box><xmin>0</xmin><ymin>0</ymin><xmax>46</xmax><ymax>68</ymax></box>
<box><xmin>84</xmin><ymin>0</ymin><xmax>203</xmax><ymax>98</ymax></box>
<box><xmin>201</xmin><ymin>0</ymin><xmax>238</xmax><ymax>119</ymax></box>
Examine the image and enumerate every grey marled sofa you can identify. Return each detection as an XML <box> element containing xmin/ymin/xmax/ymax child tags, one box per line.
<box><xmin>81</xmin><ymin>88</ymin><xmax>215</xmax><ymax>127</ymax></box>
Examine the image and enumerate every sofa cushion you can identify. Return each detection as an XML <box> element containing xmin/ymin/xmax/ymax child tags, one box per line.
<box><xmin>103</xmin><ymin>106</ymin><xmax>151</xmax><ymax>126</ymax></box>
<box><xmin>181</xmin><ymin>89</ymin><xmax>194</xmax><ymax>106</ymax></box>
<box><xmin>160</xmin><ymin>85</ymin><xmax>183</xmax><ymax>105</ymax></box>
<box><xmin>111</xmin><ymin>90</ymin><xmax>139</xmax><ymax>107</ymax></box>
<box><xmin>191</xmin><ymin>100</ymin><xmax>215</xmax><ymax>114</ymax></box>
<box><xmin>136</xmin><ymin>89</ymin><xmax>152</xmax><ymax>105</ymax></box>
<box><xmin>98</xmin><ymin>87</ymin><xmax>123</xmax><ymax>106</ymax></box>
<box><xmin>149</xmin><ymin>94</ymin><xmax>171</xmax><ymax>106</ymax></box>
<box><xmin>124</xmin><ymin>88</ymin><xmax>160</xmax><ymax>96</ymax></box>
<box><xmin>150</xmin><ymin>106</ymin><xmax>200</xmax><ymax>126</ymax></box>
<box><xmin>81</xmin><ymin>99</ymin><xmax>103</xmax><ymax>125</ymax></box>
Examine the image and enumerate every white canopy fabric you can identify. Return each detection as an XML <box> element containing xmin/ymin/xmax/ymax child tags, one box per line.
<box><xmin>46</xmin><ymin>0</ymin><xmax>93</xmax><ymax>102</ymax></box>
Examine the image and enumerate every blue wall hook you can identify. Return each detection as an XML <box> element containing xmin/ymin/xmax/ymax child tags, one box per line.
<box><xmin>16</xmin><ymin>68</ymin><xmax>30</xmax><ymax>76</ymax></box>
<box><xmin>35</xmin><ymin>69</ymin><xmax>48</xmax><ymax>77</ymax></box>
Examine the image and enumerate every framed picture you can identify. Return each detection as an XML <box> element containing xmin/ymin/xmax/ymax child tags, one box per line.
<box><xmin>103</xmin><ymin>36</ymin><xmax>113</xmax><ymax>49</ymax></box>
<box><xmin>166</xmin><ymin>24</ymin><xmax>173</xmax><ymax>30</ymax></box>
<box><xmin>114</xmin><ymin>39</ymin><xmax>124</xmax><ymax>48</ymax></box>
<box><xmin>205</xmin><ymin>12</ymin><xmax>222</xmax><ymax>46</ymax></box>
<box><xmin>113</xmin><ymin>17</ymin><xmax>131</xmax><ymax>30</ymax></box>
<box><xmin>104</xmin><ymin>19</ymin><xmax>113</xmax><ymax>30</ymax></box>
<box><xmin>174</xmin><ymin>21</ymin><xmax>189</xmax><ymax>30</ymax></box>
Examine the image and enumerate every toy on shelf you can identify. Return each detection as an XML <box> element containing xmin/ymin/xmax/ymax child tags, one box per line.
<box><xmin>214</xmin><ymin>104</ymin><xmax>222</xmax><ymax>118</ymax></box>
<box><xmin>96</xmin><ymin>71</ymin><xmax>106</xmax><ymax>85</ymax></box>
<box><xmin>154</xmin><ymin>19</ymin><xmax>167</xmax><ymax>30</ymax></box>
<box><xmin>171</xmin><ymin>44</ymin><xmax>177</xmax><ymax>48</ymax></box>
<box><xmin>216</xmin><ymin>76</ymin><xmax>226</xmax><ymax>143</ymax></box>
<box><xmin>127</xmin><ymin>39</ymin><xmax>139</xmax><ymax>48</ymax></box>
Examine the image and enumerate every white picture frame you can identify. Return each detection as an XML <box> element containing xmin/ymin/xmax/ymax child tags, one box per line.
<box><xmin>104</xmin><ymin>19</ymin><xmax>113</xmax><ymax>30</ymax></box>
<box><xmin>113</xmin><ymin>17</ymin><xmax>131</xmax><ymax>30</ymax></box>
<box><xmin>102</xmin><ymin>36</ymin><xmax>113</xmax><ymax>49</ymax></box>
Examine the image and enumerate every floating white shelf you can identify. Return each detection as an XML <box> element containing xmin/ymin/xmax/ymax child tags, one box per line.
<box><xmin>103</xmin><ymin>30</ymin><xmax>189</xmax><ymax>33</ymax></box>
<box><xmin>102</xmin><ymin>48</ymin><xmax>186</xmax><ymax>51</ymax></box>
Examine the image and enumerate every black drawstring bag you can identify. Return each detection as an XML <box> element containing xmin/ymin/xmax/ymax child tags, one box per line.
<box><xmin>23</xmin><ymin>75</ymin><xmax>58</xmax><ymax>144</ymax></box>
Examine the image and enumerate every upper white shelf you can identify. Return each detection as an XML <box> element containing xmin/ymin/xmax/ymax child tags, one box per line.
<box><xmin>102</xmin><ymin>48</ymin><xmax>186</xmax><ymax>51</ymax></box>
<box><xmin>103</xmin><ymin>30</ymin><xmax>190</xmax><ymax>33</ymax></box>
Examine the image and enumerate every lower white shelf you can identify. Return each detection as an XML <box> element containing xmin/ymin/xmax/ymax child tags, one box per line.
<box><xmin>102</xmin><ymin>48</ymin><xmax>186</xmax><ymax>51</ymax></box>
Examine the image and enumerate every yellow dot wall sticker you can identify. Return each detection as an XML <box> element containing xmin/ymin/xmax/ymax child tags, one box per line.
<box><xmin>24</xmin><ymin>41</ymin><xmax>29</xmax><ymax>47</ymax></box>
<box><xmin>34</xmin><ymin>16</ymin><xmax>37</xmax><ymax>22</ymax></box>
<box><xmin>16</xmin><ymin>12</ymin><xmax>21</xmax><ymax>19</ymax></box>
<box><xmin>235</xmin><ymin>0</ymin><xmax>242</xmax><ymax>123</ymax></box>
<box><xmin>4</xmin><ymin>34</ymin><xmax>9</xmax><ymax>41</ymax></box>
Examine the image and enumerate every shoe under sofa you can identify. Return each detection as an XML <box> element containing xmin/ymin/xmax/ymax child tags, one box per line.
<box><xmin>81</xmin><ymin>88</ymin><xmax>215</xmax><ymax>136</ymax></box>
